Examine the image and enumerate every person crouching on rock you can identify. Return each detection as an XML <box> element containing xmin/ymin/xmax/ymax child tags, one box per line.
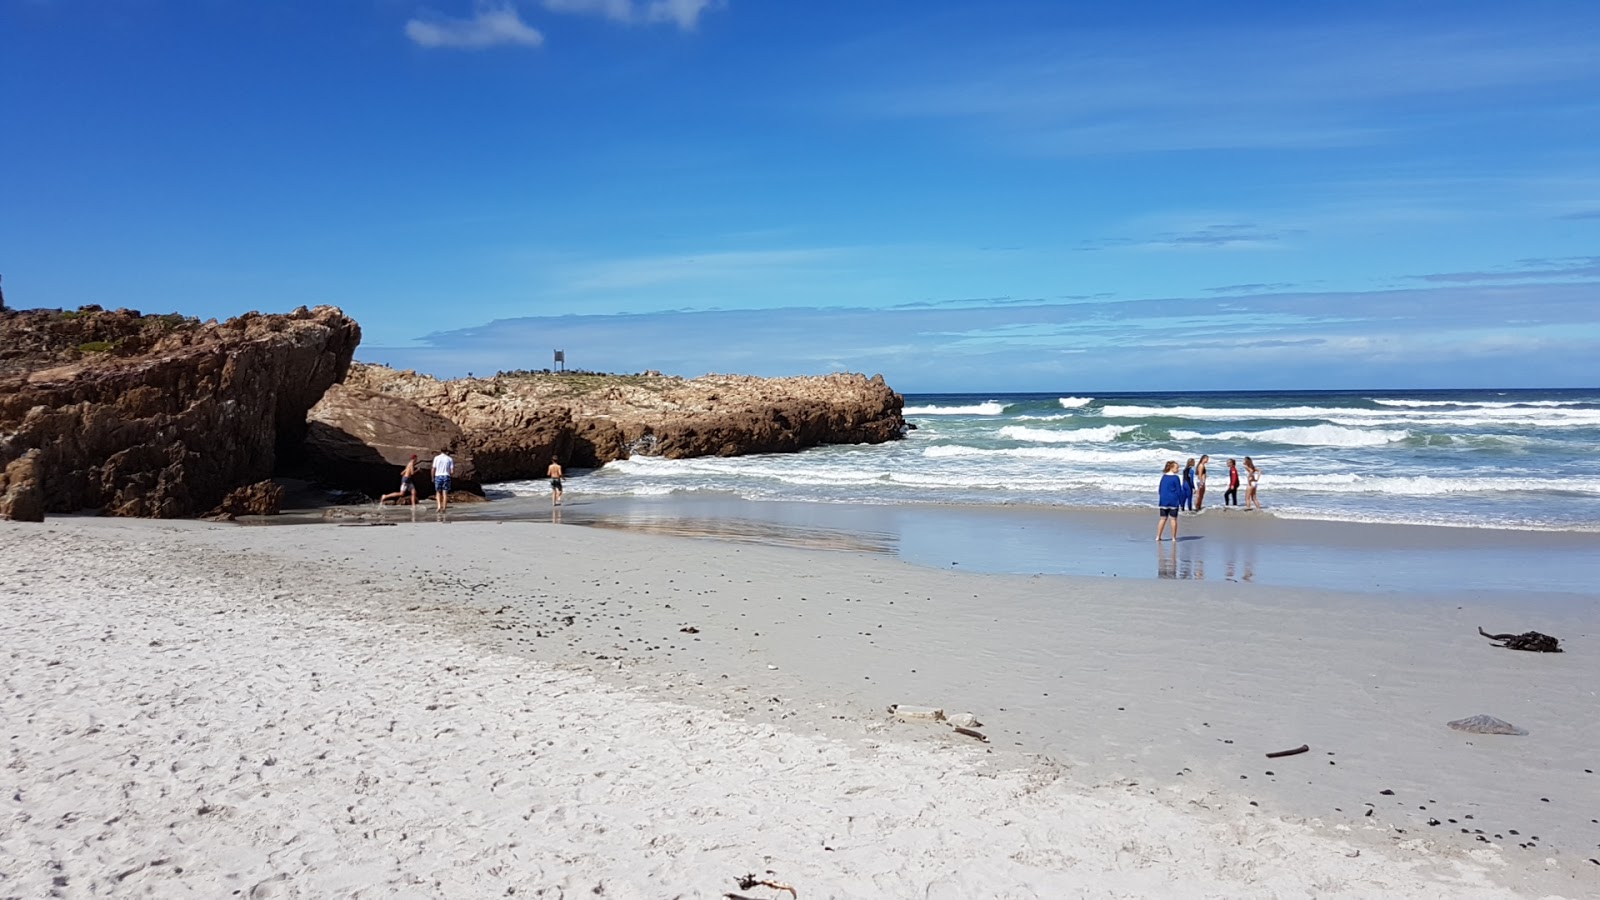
<box><xmin>431</xmin><ymin>448</ymin><xmax>455</xmax><ymax>512</ymax></box>
<box><xmin>1157</xmin><ymin>460</ymin><xmax>1183</xmax><ymax>541</ymax></box>
<box><xmin>380</xmin><ymin>455</ymin><xmax>418</xmax><ymax>506</ymax></box>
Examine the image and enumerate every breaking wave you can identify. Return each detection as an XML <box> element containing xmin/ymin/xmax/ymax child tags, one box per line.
<box><xmin>903</xmin><ymin>401</ymin><xmax>1006</xmax><ymax>416</ymax></box>
<box><xmin>1168</xmin><ymin>424</ymin><xmax>1409</xmax><ymax>448</ymax></box>
<box><xmin>999</xmin><ymin>425</ymin><xmax>1136</xmax><ymax>443</ymax></box>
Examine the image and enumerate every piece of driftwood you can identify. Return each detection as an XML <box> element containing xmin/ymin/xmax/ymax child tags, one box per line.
<box><xmin>953</xmin><ymin>726</ymin><xmax>988</xmax><ymax>742</ymax></box>
<box><xmin>1265</xmin><ymin>744</ymin><xmax>1310</xmax><ymax>759</ymax></box>
<box><xmin>735</xmin><ymin>873</ymin><xmax>797</xmax><ymax>898</ymax></box>
<box><xmin>1478</xmin><ymin>627</ymin><xmax>1562</xmax><ymax>653</ymax></box>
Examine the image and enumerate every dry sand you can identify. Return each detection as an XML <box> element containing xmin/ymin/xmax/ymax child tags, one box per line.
<box><xmin>3</xmin><ymin>517</ymin><xmax>1596</xmax><ymax>898</ymax></box>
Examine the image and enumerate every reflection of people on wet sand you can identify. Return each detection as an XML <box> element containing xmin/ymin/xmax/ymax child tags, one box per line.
<box><xmin>379</xmin><ymin>455</ymin><xmax>419</xmax><ymax>506</ymax></box>
<box><xmin>1245</xmin><ymin>456</ymin><xmax>1262</xmax><ymax>510</ymax></box>
<box><xmin>547</xmin><ymin>458</ymin><xmax>564</xmax><ymax>507</ymax></box>
<box><xmin>1157</xmin><ymin>540</ymin><xmax>1178</xmax><ymax>579</ymax></box>
<box><xmin>431</xmin><ymin>448</ymin><xmax>455</xmax><ymax>512</ymax></box>
<box><xmin>1159</xmin><ymin>541</ymin><xmax>1207</xmax><ymax>580</ymax></box>
<box><xmin>1156</xmin><ymin>460</ymin><xmax>1183</xmax><ymax>541</ymax></box>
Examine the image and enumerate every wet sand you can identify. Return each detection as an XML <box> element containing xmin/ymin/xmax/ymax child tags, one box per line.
<box><xmin>352</xmin><ymin>490</ymin><xmax>1600</xmax><ymax>602</ymax></box>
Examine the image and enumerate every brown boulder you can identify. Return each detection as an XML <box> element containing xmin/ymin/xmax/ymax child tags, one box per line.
<box><xmin>0</xmin><ymin>305</ymin><xmax>360</xmax><ymax>518</ymax></box>
<box><xmin>304</xmin><ymin>383</ymin><xmax>482</xmax><ymax>498</ymax></box>
<box><xmin>206</xmin><ymin>480</ymin><xmax>287</xmax><ymax>519</ymax></box>
<box><xmin>0</xmin><ymin>450</ymin><xmax>45</xmax><ymax>522</ymax></box>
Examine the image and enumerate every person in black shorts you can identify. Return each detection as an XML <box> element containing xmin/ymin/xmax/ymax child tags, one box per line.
<box><xmin>1157</xmin><ymin>460</ymin><xmax>1183</xmax><ymax>541</ymax></box>
<box><xmin>547</xmin><ymin>458</ymin><xmax>564</xmax><ymax>507</ymax></box>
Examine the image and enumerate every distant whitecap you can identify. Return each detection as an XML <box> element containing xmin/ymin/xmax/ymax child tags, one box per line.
<box><xmin>903</xmin><ymin>401</ymin><xmax>1006</xmax><ymax>415</ymax></box>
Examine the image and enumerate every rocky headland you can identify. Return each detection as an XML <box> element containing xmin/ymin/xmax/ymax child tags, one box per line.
<box><xmin>0</xmin><ymin>305</ymin><xmax>360</xmax><ymax>520</ymax></box>
<box><xmin>1</xmin><ymin>304</ymin><xmax>903</xmax><ymax>519</ymax></box>
<box><xmin>305</xmin><ymin>363</ymin><xmax>905</xmax><ymax>497</ymax></box>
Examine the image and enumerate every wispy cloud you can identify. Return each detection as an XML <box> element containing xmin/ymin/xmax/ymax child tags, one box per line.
<box><xmin>1559</xmin><ymin>209</ymin><xmax>1600</xmax><ymax>220</ymax></box>
<box><xmin>406</xmin><ymin>5</ymin><xmax>544</xmax><ymax>49</ymax></box>
<box><xmin>541</xmin><ymin>0</ymin><xmax>719</xmax><ymax>30</ymax></box>
<box><xmin>1412</xmin><ymin>256</ymin><xmax>1600</xmax><ymax>283</ymax></box>
<box><xmin>1206</xmin><ymin>282</ymin><xmax>1299</xmax><ymax>294</ymax></box>
<box><xmin>845</xmin><ymin>24</ymin><xmax>1600</xmax><ymax>155</ymax></box>
<box><xmin>363</xmin><ymin>282</ymin><xmax>1600</xmax><ymax>390</ymax></box>
<box><xmin>1080</xmin><ymin>223</ymin><xmax>1291</xmax><ymax>252</ymax></box>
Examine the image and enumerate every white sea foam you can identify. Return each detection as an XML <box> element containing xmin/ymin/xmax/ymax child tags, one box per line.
<box><xmin>999</xmin><ymin>425</ymin><xmax>1136</xmax><ymax>444</ymax></box>
<box><xmin>1370</xmin><ymin>398</ymin><xmax>1588</xmax><ymax>409</ymax></box>
<box><xmin>1101</xmin><ymin>404</ymin><xmax>1600</xmax><ymax>427</ymax></box>
<box><xmin>1058</xmin><ymin>396</ymin><xmax>1094</xmax><ymax>408</ymax></box>
<box><xmin>1244</xmin><ymin>474</ymin><xmax>1600</xmax><ymax>496</ymax></box>
<box><xmin>924</xmin><ymin>444</ymin><xmax>1181</xmax><ymax>465</ymax></box>
<box><xmin>903</xmin><ymin>401</ymin><xmax>1006</xmax><ymax>416</ymax></box>
<box><xmin>1325</xmin><ymin>413</ymin><xmax>1600</xmax><ymax>428</ymax></box>
<box><xmin>1167</xmin><ymin>424</ymin><xmax>1409</xmax><ymax>448</ymax></box>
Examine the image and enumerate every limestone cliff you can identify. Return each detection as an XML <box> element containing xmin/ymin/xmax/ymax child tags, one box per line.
<box><xmin>0</xmin><ymin>305</ymin><xmax>360</xmax><ymax>519</ymax></box>
<box><xmin>304</xmin><ymin>363</ymin><xmax>905</xmax><ymax>489</ymax></box>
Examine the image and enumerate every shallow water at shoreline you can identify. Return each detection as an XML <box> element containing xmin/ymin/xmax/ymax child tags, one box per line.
<box><xmin>299</xmin><ymin>491</ymin><xmax>1600</xmax><ymax>603</ymax></box>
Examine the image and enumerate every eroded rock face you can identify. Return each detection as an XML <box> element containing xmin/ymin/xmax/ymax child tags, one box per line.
<box><xmin>308</xmin><ymin>363</ymin><xmax>905</xmax><ymax>486</ymax></box>
<box><xmin>0</xmin><ymin>305</ymin><xmax>360</xmax><ymax>518</ymax></box>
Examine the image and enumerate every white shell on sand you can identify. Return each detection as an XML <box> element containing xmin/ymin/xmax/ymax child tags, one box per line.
<box><xmin>1447</xmin><ymin>714</ymin><xmax>1528</xmax><ymax>735</ymax></box>
<box><xmin>890</xmin><ymin>705</ymin><xmax>946</xmax><ymax>721</ymax></box>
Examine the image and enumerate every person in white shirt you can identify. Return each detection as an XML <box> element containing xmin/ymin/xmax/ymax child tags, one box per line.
<box><xmin>431</xmin><ymin>449</ymin><xmax>455</xmax><ymax>512</ymax></box>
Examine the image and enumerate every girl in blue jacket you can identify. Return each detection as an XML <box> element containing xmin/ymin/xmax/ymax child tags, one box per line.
<box><xmin>1157</xmin><ymin>460</ymin><xmax>1184</xmax><ymax>541</ymax></box>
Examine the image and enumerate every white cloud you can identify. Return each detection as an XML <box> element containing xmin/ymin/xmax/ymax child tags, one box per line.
<box><xmin>406</xmin><ymin>5</ymin><xmax>545</xmax><ymax>49</ymax></box>
<box><xmin>541</xmin><ymin>0</ymin><xmax>717</xmax><ymax>30</ymax></box>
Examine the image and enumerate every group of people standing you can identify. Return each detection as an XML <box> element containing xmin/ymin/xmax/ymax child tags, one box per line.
<box><xmin>1156</xmin><ymin>455</ymin><xmax>1261</xmax><ymax>540</ymax></box>
<box><xmin>379</xmin><ymin>450</ymin><xmax>460</xmax><ymax>511</ymax></box>
<box><xmin>378</xmin><ymin>452</ymin><xmax>567</xmax><ymax>511</ymax></box>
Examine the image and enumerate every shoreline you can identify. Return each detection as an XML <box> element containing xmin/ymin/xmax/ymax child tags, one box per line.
<box><xmin>291</xmin><ymin>489</ymin><xmax>1600</xmax><ymax>601</ymax></box>
<box><xmin>6</xmin><ymin>517</ymin><xmax>1597</xmax><ymax>896</ymax></box>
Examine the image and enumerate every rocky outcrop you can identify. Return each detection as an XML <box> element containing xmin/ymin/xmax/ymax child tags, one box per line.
<box><xmin>0</xmin><ymin>305</ymin><xmax>360</xmax><ymax>518</ymax></box>
<box><xmin>205</xmin><ymin>480</ymin><xmax>287</xmax><ymax>519</ymax></box>
<box><xmin>304</xmin><ymin>363</ymin><xmax>905</xmax><ymax>487</ymax></box>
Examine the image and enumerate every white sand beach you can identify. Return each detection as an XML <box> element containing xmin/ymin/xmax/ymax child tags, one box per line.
<box><xmin>3</xmin><ymin>516</ymin><xmax>1596</xmax><ymax>898</ymax></box>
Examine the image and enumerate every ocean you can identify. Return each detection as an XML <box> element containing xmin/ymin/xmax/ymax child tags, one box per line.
<box><xmin>495</xmin><ymin>388</ymin><xmax>1600</xmax><ymax>533</ymax></box>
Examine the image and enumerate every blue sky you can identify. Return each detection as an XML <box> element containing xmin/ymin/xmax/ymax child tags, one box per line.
<box><xmin>3</xmin><ymin>0</ymin><xmax>1598</xmax><ymax>391</ymax></box>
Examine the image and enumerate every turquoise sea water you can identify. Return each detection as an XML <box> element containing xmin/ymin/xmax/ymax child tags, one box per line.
<box><xmin>497</xmin><ymin>388</ymin><xmax>1600</xmax><ymax>533</ymax></box>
